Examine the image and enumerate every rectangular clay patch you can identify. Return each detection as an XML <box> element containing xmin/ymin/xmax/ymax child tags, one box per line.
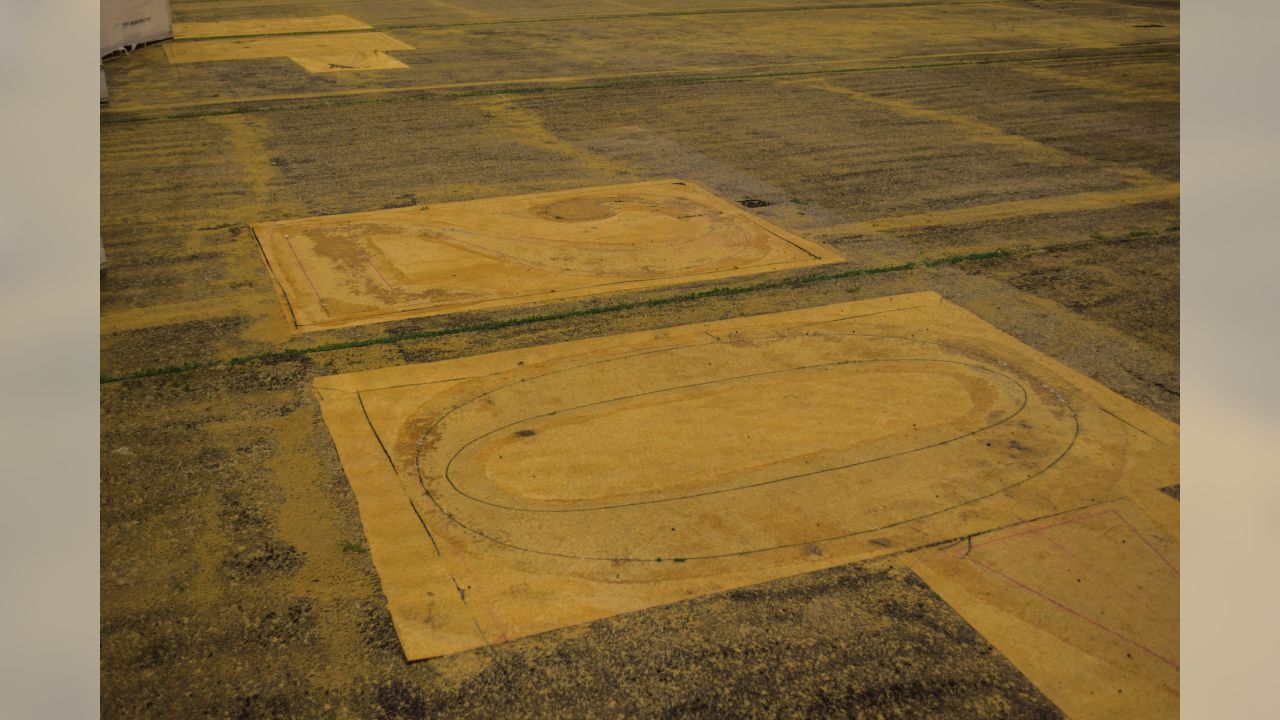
<box><xmin>313</xmin><ymin>292</ymin><xmax>1178</xmax><ymax>660</ymax></box>
<box><xmin>165</xmin><ymin>32</ymin><xmax>412</xmax><ymax>73</ymax></box>
<box><xmin>254</xmin><ymin>180</ymin><xmax>842</xmax><ymax>331</ymax></box>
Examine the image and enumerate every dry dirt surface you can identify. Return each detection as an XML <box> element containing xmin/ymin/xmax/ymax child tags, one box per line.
<box><xmin>101</xmin><ymin>1</ymin><xmax>1178</xmax><ymax>717</ymax></box>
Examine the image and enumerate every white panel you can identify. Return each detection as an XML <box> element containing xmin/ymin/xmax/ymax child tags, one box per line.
<box><xmin>101</xmin><ymin>0</ymin><xmax>173</xmax><ymax>57</ymax></box>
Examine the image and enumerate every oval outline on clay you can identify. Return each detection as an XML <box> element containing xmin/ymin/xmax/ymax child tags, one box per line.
<box><xmin>433</xmin><ymin>358</ymin><xmax>1029</xmax><ymax>512</ymax></box>
<box><xmin>409</xmin><ymin>332</ymin><xmax>1081</xmax><ymax>562</ymax></box>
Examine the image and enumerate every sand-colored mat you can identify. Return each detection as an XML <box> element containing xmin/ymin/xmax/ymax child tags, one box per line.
<box><xmin>165</xmin><ymin>32</ymin><xmax>412</xmax><ymax>73</ymax></box>
<box><xmin>905</xmin><ymin>496</ymin><xmax>1178</xmax><ymax>719</ymax></box>
<box><xmin>254</xmin><ymin>180</ymin><xmax>842</xmax><ymax>331</ymax></box>
<box><xmin>313</xmin><ymin>292</ymin><xmax>1178</xmax><ymax>661</ymax></box>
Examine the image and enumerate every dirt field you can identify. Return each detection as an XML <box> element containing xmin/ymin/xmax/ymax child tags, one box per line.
<box><xmin>101</xmin><ymin>1</ymin><xmax>1178</xmax><ymax>716</ymax></box>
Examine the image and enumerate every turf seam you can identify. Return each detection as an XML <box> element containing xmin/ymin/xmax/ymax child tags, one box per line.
<box><xmin>99</xmin><ymin>46</ymin><xmax>1178</xmax><ymax>124</ymax></box>
<box><xmin>169</xmin><ymin>1</ymin><xmax>1040</xmax><ymax>42</ymax></box>
<box><xmin>99</xmin><ymin>229</ymin><xmax>1175</xmax><ymax>384</ymax></box>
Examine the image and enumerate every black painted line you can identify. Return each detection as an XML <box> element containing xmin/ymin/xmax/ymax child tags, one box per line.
<box><xmin>404</xmin><ymin>496</ymin><xmax>442</xmax><ymax>557</ymax></box>
<box><xmin>356</xmin><ymin>389</ymin><xmax>398</xmax><ymax>475</ymax></box>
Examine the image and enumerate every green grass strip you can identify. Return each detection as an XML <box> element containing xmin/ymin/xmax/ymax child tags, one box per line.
<box><xmin>101</xmin><ymin>226</ymin><xmax>1177</xmax><ymax>386</ymax></box>
<box><xmin>98</xmin><ymin>361</ymin><xmax>212</xmax><ymax>384</ymax></box>
<box><xmin>922</xmin><ymin>249</ymin><xmax>1012</xmax><ymax>267</ymax></box>
<box><xmin>102</xmin><ymin>233</ymin><xmax>1141</xmax><ymax>384</ymax></box>
<box><xmin>100</xmin><ymin>261</ymin><xmax>916</xmax><ymax>384</ymax></box>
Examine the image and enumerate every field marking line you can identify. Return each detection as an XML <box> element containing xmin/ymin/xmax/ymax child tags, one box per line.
<box><xmin>794</xmin><ymin>76</ymin><xmax>1171</xmax><ymax>187</ymax></box>
<box><xmin>813</xmin><ymin>183</ymin><xmax>1179</xmax><ymax>237</ymax></box>
<box><xmin>166</xmin><ymin>1</ymin><xmax>1045</xmax><ymax>41</ymax></box>
<box><xmin>1013</xmin><ymin>62</ymin><xmax>1179</xmax><ymax>103</ymax></box>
